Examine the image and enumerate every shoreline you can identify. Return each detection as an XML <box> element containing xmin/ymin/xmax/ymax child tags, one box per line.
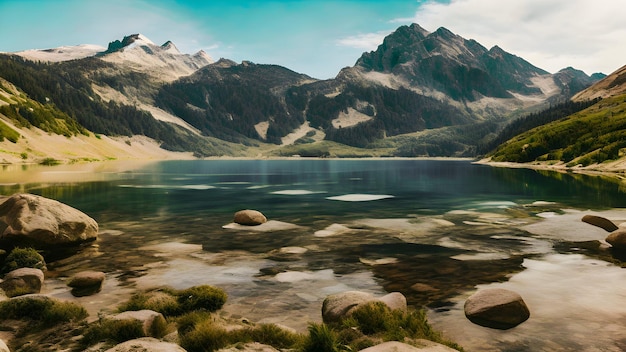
<box><xmin>474</xmin><ymin>158</ymin><xmax>626</xmax><ymax>179</ymax></box>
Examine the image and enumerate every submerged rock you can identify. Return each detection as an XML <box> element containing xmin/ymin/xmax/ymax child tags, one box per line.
<box><xmin>464</xmin><ymin>288</ymin><xmax>530</xmax><ymax>329</ymax></box>
<box><xmin>322</xmin><ymin>290</ymin><xmax>407</xmax><ymax>323</ymax></box>
<box><xmin>0</xmin><ymin>193</ymin><xmax>98</xmax><ymax>249</ymax></box>
<box><xmin>233</xmin><ymin>209</ymin><xmax>267</xmax><ymax>226</ymax></box>
<box><xmin>0</xmin><ymin>267</ymin><xmax>44</xmax><ymax>297</ymax></box>
<box><xmin>582</xmin><ymin>215</ymin><xmax>619</xmax><ymax>232</ymax></box>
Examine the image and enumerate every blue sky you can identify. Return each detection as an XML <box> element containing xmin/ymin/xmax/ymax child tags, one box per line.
<box><xmin>1</xmin><ymin>0</ymin><xmax>624</xmax><ymax>79</ymax></box>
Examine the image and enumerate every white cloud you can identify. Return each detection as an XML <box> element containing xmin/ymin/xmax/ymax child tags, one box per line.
<box><xmin>405</xmin><ymin>0</ymin><xmax>626</xmax><ymax>74</ymax></box>
<box><xmin>336</xmin><ymin>31</ymin><xmax>393</xmax><ymax>50</ymax></box>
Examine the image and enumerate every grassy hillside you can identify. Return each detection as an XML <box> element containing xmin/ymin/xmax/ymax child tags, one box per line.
<box><xmin>489</xmin><ymin>94</ymin><xmax>626</xmax><ymax>166</ymax></box>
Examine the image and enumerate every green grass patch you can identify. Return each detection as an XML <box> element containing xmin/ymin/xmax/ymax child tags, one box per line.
<box><xmin>0</xmin><ymin>296</ymin><xmax>87</xmax><ymax>327</ymax></box>
<box><xmin>0</xmin><ymin>119</ymin><xmax>19</xmax><ymax>143</ymax></box>
<box><xmin>1</xmin><ymin>247</ymin><xmax>46</xmax><ymax>274</ymax></box>
<box><xmin>177</xmin><ymin>312</ymin><xmax>305</xmax><ymax>352</ymax></box>
<box><xmin>118</xmin><ymin>285</ymin><xmax>227</xmax><ymax>317</ymax></box>
<box><xmin>489</xmin><ymin>94</ymin><xmax>626</xmax><ymax>165</ymax></box>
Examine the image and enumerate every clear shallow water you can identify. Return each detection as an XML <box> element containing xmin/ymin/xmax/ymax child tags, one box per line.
<box><xmin>2</xmin><ymin>159</ymin><xmax>626</xmax><ymax>351</ymax></box>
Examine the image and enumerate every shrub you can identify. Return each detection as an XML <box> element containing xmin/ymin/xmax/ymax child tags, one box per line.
<box><xmin>0</xmin><ymin>296</ymin><xmax>87</xmax><ymax>326</ymax></box>
<box><xmin>81</xmin><ymin>318</ymin><xmax>145</xmax><ymax>346</ymax></box>
<box><xmin>248</xmin><ymin>323</ymin><xmax>303</xmax><ymax>349</ymax></box>
<box><xmin>175</xmin><ymin>311</ymin><xmax>214</xmax><ymax>336</ymax></box>
<box><xmin>179</xmin><ymin>318</ymin><xmax>229</xmax><ymax>352</ymax></box>
<box><xmin>40</xmin><ymin>157</ymin><xmax>60</xmax><ymax>166</ymax></box>
<box><xmin>118</xmin><ymin>288</ymin><xmax>180</xmax><ymax>316</ymax></box>
<box><xmin>1</xmin><ymin>247</ymin><xmax>46</xmax><ymax>274</ymax></box>
<box><xmin>177</xmin><ymin>285</ymin><xmax>227</xmax><ymax>313</ymax></box>
<box><xmin>302</xmin><ymin>323</ymin><xmax>341</xmax><ymax>352</ymax></box>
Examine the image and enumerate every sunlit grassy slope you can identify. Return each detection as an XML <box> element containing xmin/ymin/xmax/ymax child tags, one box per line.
<box><xmin>489</xmin><ymin>94</ymin><xmax>626</xmax><ymax>167</ymax></box>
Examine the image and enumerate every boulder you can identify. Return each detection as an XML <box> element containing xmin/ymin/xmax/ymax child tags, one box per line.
<box><xmin>582</xmin><ymin>215</ymin><xmax>619</xmax><ymax>232</ymax></box>
<box><xmin>67</xmin><ymin>270</ymin><xmax>105</xmax><ymax>297</ymax></box>
<box><xmin>0</xmin><ymin>267</ymin><xmax>44</xmax><ymax>297</ymax></box>
<box><xmin>606</xmin><ymin>229</ymin><xmax>626</xmax><ymax>250</ymax></box>
<box><xmin>104</xmin><ymin>337</ymin><xmax>186</xmax><ymax>352</ymax></box>
<box><xmin>216</xmin><ymin>342</ymin><xmax>279</xmax><ymax>352</ymax></box>
<box><xmin>233</xmin><ymin>209</ymin><xmax>267</xmax><ymax>226</ymax></box>
<box><xmin>358</xmin><ymin>340</ymin><xmax>459</xmax><ymax>352</ymax></box>
<box><xmin>0</xmin><ymin>193</ymin><xmax>98</xmax><ymax>248</ymax></box>
<box><xmin>464</xmin><ymin>288</ymin><xmax>530</xmax><ymax>329</ymax></box>
<box><xmin>322</xmin><ymin>291</ymin><xmax>407</xmax><ymax>323</ymax></box>
<box><xmin>112</xmin><ymin>310</ymin><xmax>167</xmax><ymax>337</ymax></box>
<box><xmin>0</xmin><ymin>339</ymin><xmax>9</xmax><ymax>352</ymax></box>
<box><xmin>379</xmin><ymin>292</ymin><xmax>407</xmax><ymax>312</ymax></box>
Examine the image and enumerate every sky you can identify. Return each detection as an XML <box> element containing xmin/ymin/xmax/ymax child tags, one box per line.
<box><xmin>1</xmin><ymin>0</ymin><xmax>625</xmax><ymax>79</ymax></box>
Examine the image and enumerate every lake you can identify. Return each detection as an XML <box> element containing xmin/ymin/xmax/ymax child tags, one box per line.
<box><xmin>1</xmin><ymin>159</ymin><xmax>626</xmax><ymax>351</ymax></box>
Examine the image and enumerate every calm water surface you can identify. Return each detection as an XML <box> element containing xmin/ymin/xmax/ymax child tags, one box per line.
<box><xmin>2</xmin><ymin>159</ymin><xmax>626</xmax><ymax>351</ymax></box>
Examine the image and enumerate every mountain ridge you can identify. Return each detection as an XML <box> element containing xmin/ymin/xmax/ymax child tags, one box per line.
<box><xmin>0</xmin><ymin>24</ymin><xmax>605</xmax><ymax>162</ymax></box>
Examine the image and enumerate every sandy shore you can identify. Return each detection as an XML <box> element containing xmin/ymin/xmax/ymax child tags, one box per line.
<box><xmin>0</xmin><ymin>124</ymin><xmax>195</xmax><ymax>165</ymax></box>
<box><xmin>475</xmin><ymin>157</ymin><xmax>626</xmax><ymax>179</ymax></box>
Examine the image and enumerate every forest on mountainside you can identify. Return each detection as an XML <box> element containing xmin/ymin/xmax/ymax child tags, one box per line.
<box><xmin>488</xmin><ymin>95</ymin><xmax>626</xmax><ymax>166</ymax></box>
<box><xmin>479</xmin><ymin>98</ymin><xmax>601</xmax><ymax>155</ymax></box>
<box><xmin>0</xmin><ymin>55</ymin><xmax>219</xmax><ymax>155</ymax></box>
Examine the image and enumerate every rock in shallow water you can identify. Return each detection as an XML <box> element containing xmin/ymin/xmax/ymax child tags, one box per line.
<box><xmin>464</xmin><ymin>288</ymin><xmax>530</xmax><ymax>329</ymax></box>
<box><xmin>233</xmin><ymin>209</ymin><xmax>267</xmax><ymax>226</ymax></box>
<box><xmin>582</xmin><ymin>214</ymin><xmax>619</xmax><ymax>232</ymax></box>
<box><xmin>0</xmin><ymin>267</ymin><xmax>45</xmax><ymax>297</ymax></box>
<box><xmin>606</xmin><ymin>229</ymin><xmax>626</xmax><ymax>250</ymax></box>
<box><xmin>67</xmin><ymin>270</ymin><xmax>105</xmax><ymax>297</ymax></box>
<box><xmin>0</xmin><ymin>193</ymin><xmax>98</xmax><ymax>248</ymax></box>
<box><xmin>322</xmin><ymin>290</ymin><xmax>407</xmax><ymax>323</ymax></box>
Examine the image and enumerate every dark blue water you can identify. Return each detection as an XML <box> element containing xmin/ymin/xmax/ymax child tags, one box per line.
<box><xmin>2</xmin><ymin>159</ymin><xmax>624</xmax><ymax>225</ymax></box>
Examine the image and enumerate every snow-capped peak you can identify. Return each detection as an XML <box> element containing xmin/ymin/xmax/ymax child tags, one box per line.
<box><xmin>161</xmin><ymin>40</ymin><xmax>181</xmax><ymax>55</ymax></box>
<box><xmin>100</xmin><ymin>34</ymin><xmax>214</xmax><ymax>82</ymax></box>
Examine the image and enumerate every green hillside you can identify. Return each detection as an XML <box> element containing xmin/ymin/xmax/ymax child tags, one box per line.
<box><xmin>489</xmin><ymin>94</ymin><xmax>626</xmax><ymax>166</ymax></box>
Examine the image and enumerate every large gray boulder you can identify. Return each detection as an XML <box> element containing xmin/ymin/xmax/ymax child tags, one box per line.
<box><xmin>112</xmin><ymin>310</ymin><xmax>167</xmax><ymax>337</ymax></box>
<box><xmin>582</xmin><ymin>215</ymin><xmax>619</xmax><ymax>232</ymax></box>
<box><xmin>606</xmin><ymin>229</ymin><xmax>626</xmax><ymax>250</ymax></box>
<box><xmin>359</xmin><ymin>340</ymin><xmax>459</xmax><ymax>352</ymax></box>
<box><xmin>233</xmin><ymin>210</ymin><xmax>267</xmax><ymax>226</ymax></box>
<box><xmin>104</xmin><ymin>337</ymin><xmax>186</xmax><ymax>352</ymax></box>
<box><xmin>464</xmin><ymin>288</ymin><xmax>530</xmax><ymax>329</ymax></box>
<box><xmin>0</xmin><ymin>193</ymin><xmax>98</xmax><ymax>248</ymax></box>
<box><xmin>0</xmin><ymin>267</ymin><xmax>45</xmax><ymax>297</ymax></box>
<box><xmin>322</xmin><ymin>291</ymin><xmax>407</xmax><ymax>323</ymax></box>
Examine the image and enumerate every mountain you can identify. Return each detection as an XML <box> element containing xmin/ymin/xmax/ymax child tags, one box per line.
<box><xmin>572</xmin><ymin>64</ymin><xmax>626</xmax><ymax>101</ymax></box>
<box><xmin>486</xmin><ymin>63</ymin><xmax>626</xmax><ymax>169</ymax></box>
<box><xmin>344</xmin><ymin>24</ymin><xmax>594</xmax><ymax>118</ymax></box>
<box><xmin>0</xmin><ymin>25</ymin><xmax>601</xmax><ymax>162</ymax></box>
<box><xmin>98</xmin><ymin>34</ymin><xmax>213</xmax><ymax>82</ymax></box>
<box><xmin>12</xmin><ymin>44</ymin><xmax>106</xmax><ymax>62</ymax></box>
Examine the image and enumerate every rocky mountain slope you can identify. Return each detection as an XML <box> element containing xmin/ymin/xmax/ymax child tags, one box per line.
<box><xmin>572</xmin><ymin>64</ymin><xmax>626</xmax><ymax>101</ymax></box>
<box><xmin>0</xmin><ymin>26</ymin><xmax>601</xmax><ymax>161</ymax></box>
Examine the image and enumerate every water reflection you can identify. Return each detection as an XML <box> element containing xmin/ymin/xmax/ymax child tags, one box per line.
<box><xmin>1</xmin><ymin>160</ymin><xmax>626</xmax><ymax>351</ymax></box>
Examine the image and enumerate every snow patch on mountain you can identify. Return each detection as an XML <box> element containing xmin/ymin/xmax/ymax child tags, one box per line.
<box><xmin>13</xmin><ymin>44</ymin><xmax>106</xmax><ymax>62</ymax></box>
<box><xmin>332</xmin><ymin>108</ymin><xmax>373</xmax><ymax>128</ymax></box>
